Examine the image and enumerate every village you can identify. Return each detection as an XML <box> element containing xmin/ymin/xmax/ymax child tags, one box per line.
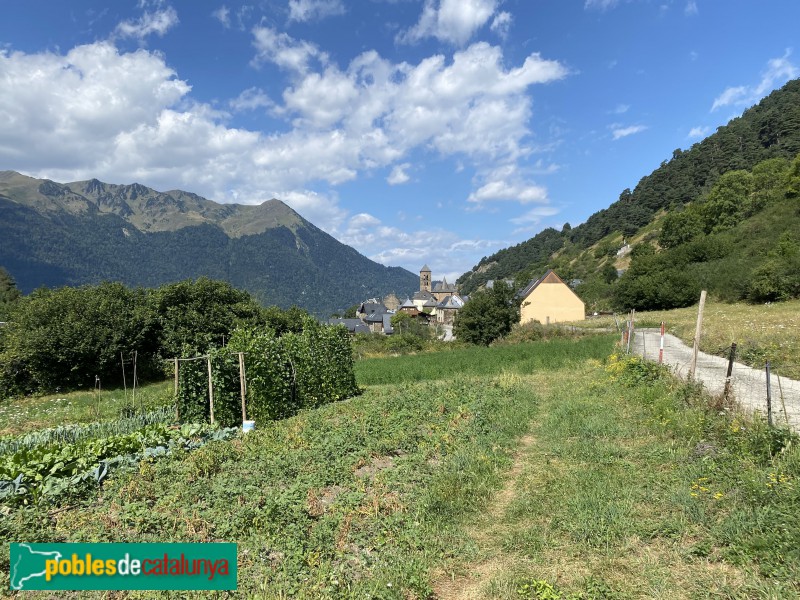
<box><xmin>330</xmin><ymin>265</ymin><xmax>586</xmax><ymax>337</ymax></box>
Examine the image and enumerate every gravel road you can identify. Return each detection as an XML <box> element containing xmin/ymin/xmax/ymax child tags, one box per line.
<box><xmin>629</xmin><ymin>328</ymin><xmax>800</xmax><ymax>432</ymax></box>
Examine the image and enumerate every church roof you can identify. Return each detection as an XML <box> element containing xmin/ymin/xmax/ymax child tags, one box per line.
<box><xmin>420</xmin><ymin>264</ymin><xmax>431</xmax><ymax>272</ymax></box>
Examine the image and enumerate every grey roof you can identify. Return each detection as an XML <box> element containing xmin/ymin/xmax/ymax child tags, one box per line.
<box><xmin>412</xmin><ymin>290</ymin><xmax>436</xmax><ymax>301</ymax></box>
<box><xmin>420</xmin><ymin>264</ymin><xmax>431</xmax><ymax>272</ymax></box>
<box><xmin>328</xmin><ymin>318</ymin><xmax>370</xmax><ymax>334</ymax></box>
<box><xmin>436</xmin><ymin>294</ymin><xmax>464</xmax><ymax>309</ymax></box>
<box><xmin>400</xmin><ymin>297</ymin><xmax>416</xmax><ymax>308</ymax></box>
<box><xmin>432</xmin><ymin>276</ymin><xmax>457</xmax><ymax>293</ymax></box>
<box><xmin>359</xmin><ymin>301</ymin><xmax>387</xmax><ymax>315</ymax></box>
<box><xmin>382</xmin><ymin>314</ymin><xmax>394</xmax><ymax>334</ymax></box>
<box><xmin>422</xmin><ymin>298</ymin><xmax>438</xmax><ymax>308</ymax></box>
<box><xmin>485</xmin><ymin>279</ymin><xmax>514</xmax><ymax>290</ymax></box>
<box><xmin>364</xmin><ymin>311</ymin><xmax>385</xmax><ymax>323</ymax></box>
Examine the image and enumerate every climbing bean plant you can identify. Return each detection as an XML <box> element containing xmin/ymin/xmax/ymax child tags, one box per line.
<box><xmin>176</xmin><ymin>318</ymin><xmax>359</xmax><ymax>427</ymax></box>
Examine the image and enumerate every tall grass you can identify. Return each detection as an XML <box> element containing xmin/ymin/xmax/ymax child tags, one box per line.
<box><xmin>355</xmin><ymin>335</ymin><xmax>615</xmax><ymax>386</ymax></box>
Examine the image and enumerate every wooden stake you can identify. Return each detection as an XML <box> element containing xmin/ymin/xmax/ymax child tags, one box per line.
<box><xmin>207</xmin><ymin>355</ymin><xmax>215</xmax><ymax>425</ymax></box>
<box><xmin>238</xmin><ymin>352</ymin><xmax>247</xmax><ymax>422</ymax></box>
<box><xmin>689</xmin><ymin>290</ymin><xmax>707</xmax><ymax>379</ymax></box>
<box><xmin>174</xmin><ymin>357</ymin><xmax>180</xmax><ymax>421</ymax></box>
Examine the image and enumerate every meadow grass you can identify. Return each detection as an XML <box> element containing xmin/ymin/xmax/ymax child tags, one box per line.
<box><xmin>354</xmin><ymin>335</ymin><xmax>614</xmax><ymax>386</ymax></box>
<box><xmin>0</xmin><ymin>380</ymin><xmax>173</xmax><ymax>438</ymax></box>
<box><xmin>2</xmin><ymin>337</ymin><xmax>798</xmax><ymax>598</ymax></box>
<box><xmin>571</xmin><ymin>298</ymin><xmax>800</xmax><ymax>379</ymax></box>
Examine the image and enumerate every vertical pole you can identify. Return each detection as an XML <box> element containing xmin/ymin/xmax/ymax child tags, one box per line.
<box><xmin>658</xmin><ymin>321</ymin><xmax>665</xmax><ymax>364</ymax></box>
<box><xmin>765</xmin><ymin>362</ymin><xmax>772</xmax><ymax>427</ymax></box>
<box><xmin>174</xmin><ymin>358</ymin><xmax>180</xmax><ymax>421</ymax></box>
<box><xmin>626</xmin><ymin>309</ymin><xmax>635</xmax><ymax>354</ymax></box>
<box><xmin>612</xmin><ymin>313</ymin><xmax>620</xmax><ymax>333</ymax></box>
<box><xmin>207</xmin><ymin>355</ymin><xmax>215</xmax><ymax>425</ymax></box>
<box><xmin>238</xmin><ymin>352</ymin><xmax>247</xmax><ymax>423</ymax></box>
<box><xmin>689</xmin><ymin>290</ymin><xmax>707</xmax><ymax>379</ymax></box>
<box><xmin>723</xmin><ymin>342</ymin><xmax>737</xmax><ymax>401</ymax></box>
<box><xmin>121</xmin><ymin>352</ymin><xmax>128</xmax><ymax>404</ymax></box>
<box><xmin>132</xmin><ymin>350</ymin><xmax>139</xmax><ymax>411</ymax></box>
<box><xmin>776</xmin><ymin>374</ymin><xmax>789</xmax><ymax>425</ymax></box>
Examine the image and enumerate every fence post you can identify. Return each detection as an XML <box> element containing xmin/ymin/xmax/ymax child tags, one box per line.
<box><xmin>776</xmin><ymin>374</ymin><xmax>789</xmax><ymax>425</ymax></box>
<box><xmin>174</xmin><ymin>358</ymin><xmax>179</xmax><ymax>421</ymax></box>
<box><xmin>658</xmin><ymin>322</ymin><xmax>665</xmax><ymax>364</ymax></box>
<box><xmin>207</xmin><ymin>355</ymin><xmax>215</xmax><ymax>425</ymax></box>
<box><xmin>689</xmin><ymin>290</ymin><xmax>707</xmax><ymax>379</ymax></box>
<box><xmin>238</xmin><ymin>352</ymin><xmax>247</xmax><ymax>423</ymax></box>
<box><xmin>765</xmin><ymin>361</ymin><xmax>772</xmax><ymax>427</ymax></box>
<box><xmin>626</xmin><ymin>309</ymin><xmax>635</xmax><ymax>354</ymax></box>
<box><xmin>723</xmin><ymin>342</ymin><xmax>736</xmax><ymax>401</ymax></box>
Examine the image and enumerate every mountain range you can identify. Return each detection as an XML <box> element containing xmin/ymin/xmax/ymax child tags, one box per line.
<box><xmin>0</xmin><ymin>172</ymin><xmax>417</xmax><ymax>316</ymax></box>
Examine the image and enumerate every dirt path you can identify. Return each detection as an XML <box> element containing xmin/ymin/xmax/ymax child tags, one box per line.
<box><xmin>432</xmin><ymin>434</ymin><xmax>536</xmax><ymax>600</ymax></box>
<box><xmin>630</xmin><ymin>328</ymin><xmax>800</xmax><ymax>431</ymax></box>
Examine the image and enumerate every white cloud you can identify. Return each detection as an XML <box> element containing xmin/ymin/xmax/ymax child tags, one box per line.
<box><xmin>611</xmin><ymin>124</ymin><xmax>647</xmax><ymax>140</ymax></box>
<box><xmin>712</xmin><ymin>50</ymin><xmax>798</xmax><ymax>111</ymax></box>
<box><xmin>387</xmin><ymin>163</ymin><xmax>411</xmax><ymax>185</ymax></box>
<box><xmin>398</xmin><ymin>0</ymin><xmax>498</xmax><ymax>46</ymax></box>
<box><xmin>510</xmin><ymin>206</ymin><xmax>560</xmax><ymax>233</ymax></box>
<box><xmin>251</xmin><ymin>26</ymin><xmax>328</xmax><ymax>73</ymax></box>
<box><xmin>687</xmin><ymin>125</ymin><xmax>710</xmax><ymax>139</ymax></box>
<box><xmin>0</xmin><ymin>37</ymin><xmax>565</xmax><ymax>271</ymax></box>
<box><xmin>584</xmin><ymin>0</ymin><xmax>620</xmax><ymax>10</ymax></box>
<box><xmin>341</xmin><ymin>211</ymin><xmax>501</xmax><ymax>279</ymax></box>
<box><xmin>230</xmin><ymin>87</ymin><xmax>272</xmax><ymax>111</ymax></box>
<box><xmin>115</xmin><ymin>6</ymin><xmax>179</xmax><ymax>39</ymax></box>
<box><xmin>684</xmin><ymin>1</ymin><xmax>698</xmax><ymax>15</ymax></box>
<box><xmin>490</xmin><ymin>11</ymin><xmax>512</xmax><ymax>39</ymax></box>
<box><xmin>288</xmin><ymin>0</ymin><xmax>345</xmax><ymax>22</ymax></box>
<box><xmin>611</xmin><ymin>103</ymin><xmax>629</xmax><ymax>114</ymax></box>
<box><xmin>212</xmin><ymin>5</ymin><xmax>230</xmax><ymax>28</ymax></box>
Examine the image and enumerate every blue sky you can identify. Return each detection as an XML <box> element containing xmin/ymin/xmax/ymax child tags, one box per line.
<box><xmin>1</xmin><ymin>1</ymin><xmax>798</xmax><ymax>281</ymax></box>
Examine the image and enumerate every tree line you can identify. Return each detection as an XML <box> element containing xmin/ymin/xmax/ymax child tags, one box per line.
<box><xmin>0</xmin><ymin>276</ymin><xmax>310</xmax><ymax>399</ymax></box>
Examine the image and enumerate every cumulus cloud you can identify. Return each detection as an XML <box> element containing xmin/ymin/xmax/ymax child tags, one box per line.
<box><xmin>115</xmin><ymin>6</ymin><xmax>179</xmax><ymax>39</ymax></box>
<box><xmin>688</xmin><ymin>125</ymin><xmax>710</xmax><ymax>139</ymax></box>
<box><xmin>712</xmin><ymin>50</ymin><xmax>798</xmax><ymax>111</ymax></box>
<box><xmin>387</xmin><ymin>163</ymin><xmax>411</xmax><ymax>185</ymax></box>
<box><xmin>230</xmin><ymin>87</ymin><xmax>273</xmax><ymax>112</ymax></box>
<box><xmin>584</xmin><ymin>0</ymin><xmax>620</xmax><ymax>10</ymax></box>
<box><xmin>212</xmin><ymin>5</ymin><xmax>230</xmax><ymax>28</ymax></box>
<box><xmin>490</xmin><ymin>11</ymin><xmax>512</xmax><ymax>39</ymax></box>
<box><xmin>0</xmin><ymin>35</ymin><xmax>565</xmax><ymax>271</ymax></box>
<box><xmin>398</xmin><ymin>0</ymin><xmax>498</xmax><ymax>46</ymax></box>
<box><xmin>510</xmin><ymin>206</ymin><xmax>560</xmax><ymax>233</ymax></box>
<box><xmin>251</xmin><ymin>26</ymin><xmax>328</xmax><ymax>73</ymax></box>
<box><xmin>288</xmin><ymin>0</ymin><xmax>345</xmax><ymax>22</ymax></box>
<box><xmin>611</xmin><ymin>124</ymin><xmax>647</xmax><ymax>140</ymax></box>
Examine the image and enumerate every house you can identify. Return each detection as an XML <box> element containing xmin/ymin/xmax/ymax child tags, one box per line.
<box><xmin>398</xmin><ymin>297</ymin><xmax>419</xmax><ymax>316</ymax></box>
<box><xmin>518</xmin><ymin>270</ymin><xmax>585</xmax><ymax>325</ymax></box>
<box><xmin>435</xmin><ymin>294</ymin><xmax>465</xmax><ymax>325</ymax></box>
<box><xmin>328</xmin><ymin>318</ymin><xmax>371</xmax><ymax>334</ymax></box>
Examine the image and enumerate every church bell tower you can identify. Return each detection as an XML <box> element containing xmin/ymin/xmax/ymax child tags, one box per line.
<box><xmin>420</xmin><ymin>264</ymin><xmax>432</xmax><ymax>293</ymax></box>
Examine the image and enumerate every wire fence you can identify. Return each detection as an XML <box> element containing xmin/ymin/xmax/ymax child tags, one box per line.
<box><xmin>626</xmin><ymin>327</ymin><xmax>800</xmax><ymax>431</ymax></box>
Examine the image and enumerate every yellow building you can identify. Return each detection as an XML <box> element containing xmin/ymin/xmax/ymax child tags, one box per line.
<box><xmin>519</xmin><ymin>270</ymin><xmax>585</xmax><ymax>325</ymax></box>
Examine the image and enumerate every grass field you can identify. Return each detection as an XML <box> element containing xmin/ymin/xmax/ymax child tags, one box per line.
<box><xmin>2</xmin><ymin>336</ymin><xmax>799</xmax><ymax>598</ymax></box>
<box><xmin>0</xmin><ymin>380</ymin><xmax>173</xmax><ymax>438</ymax></box>
<box><xmin>573</xmin><ymin>298</ymin><xmax>800</xmax><ymax>379</ymax></box>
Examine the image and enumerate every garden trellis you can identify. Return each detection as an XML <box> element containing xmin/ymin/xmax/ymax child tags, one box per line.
<box><xmin>173</xmin><ymin>321</ymin><xmax>360</xmax><ymax>428</ymax></box>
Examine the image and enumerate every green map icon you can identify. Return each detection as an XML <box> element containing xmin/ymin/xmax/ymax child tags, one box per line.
<box><xmin>10</xmin><ymin>543</ymin><xmax>63</xmax><ymax>590</ymax></box>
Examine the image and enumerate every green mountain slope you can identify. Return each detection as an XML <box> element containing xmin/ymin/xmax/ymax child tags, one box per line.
<box><xmin>0</xmin><ymin>173</ymin><xmax>417</xmax><ymax>315</ymax></box>
<box><xmin>457</xmin><ymin>78</ymin><xmax>800</xmax><ymax>310</ymax></box>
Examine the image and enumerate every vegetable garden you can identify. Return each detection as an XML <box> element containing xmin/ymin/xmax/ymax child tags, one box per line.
<box><xmin>0</xmin><ymin>319</ymin><xmax>360</xmax><ymax>510</ymax></box>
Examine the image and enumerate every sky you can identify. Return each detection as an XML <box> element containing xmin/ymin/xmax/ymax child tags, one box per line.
<box><xmin>1</xmin><ymin>1</ymin><xmax>799</xmax><ymax>282</ymax></box>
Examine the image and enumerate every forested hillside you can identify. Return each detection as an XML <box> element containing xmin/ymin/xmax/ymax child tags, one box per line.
<box><xmin>457</xmin><ymin>78</ymin><xmax>800</xmax><ymax>309</ymax></box>
<box><xmin>0</xmin><ymin>173</ymin><xmax>417</xmax><ymax>315</ymax></box>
